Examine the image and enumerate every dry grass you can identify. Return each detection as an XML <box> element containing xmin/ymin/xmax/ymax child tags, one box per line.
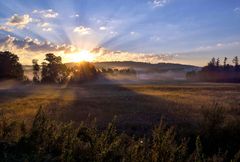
<box><xmin>0</xmin><ymin>82</ymin><xmax>240</xmax><ymax>132</ymax></box>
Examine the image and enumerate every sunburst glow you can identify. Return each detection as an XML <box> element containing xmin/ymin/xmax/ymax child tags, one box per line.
<box><xmin>68</xmin><ymin>50</ymin><xmax>95</xmax><ymax>63</ymax></box>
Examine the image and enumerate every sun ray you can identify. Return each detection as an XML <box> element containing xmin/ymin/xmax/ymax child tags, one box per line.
<box><xmin>66</xmin><ymin>50</ymin><xmax>95</xmax><ymax>63</ymax></box>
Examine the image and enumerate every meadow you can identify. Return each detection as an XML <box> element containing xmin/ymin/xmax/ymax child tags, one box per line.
<box><xmin>1</xmin><ymin>81</ymin><xmax>240</xmax><ymax>161</ymax></box>
<box><xmin>1</xmin><ymin>81</ymin><xmax>240</xmax><ymax>131</ymax></box>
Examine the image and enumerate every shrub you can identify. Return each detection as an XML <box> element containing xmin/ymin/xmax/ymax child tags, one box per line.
<box><xmin>1</xmin><ymin>108</ymin><xmax>240</xmax><ymax>161</ymax></box>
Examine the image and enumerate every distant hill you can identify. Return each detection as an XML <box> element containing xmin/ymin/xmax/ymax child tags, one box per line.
<box><xmin>92</xmin><ymin>61</ymin><xmax>200</xmax><ymax>73</ymax></box>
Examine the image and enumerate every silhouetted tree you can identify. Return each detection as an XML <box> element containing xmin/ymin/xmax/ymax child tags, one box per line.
<box><xmin>70</xmin><ymin>62</ymin><xmax>97</xmax><ymax>83</ymax></box>
<box><xmin>232</xmin><ymin>56</ymin><xmax>239</xmax><ymax>67</ymax></box>
<box><xmin>0</xmin><ymin>51</ymin><xmax>24</xmax><ymax>80</ymax></box>
<box><xmin>208</xmin><ymin>57</ymin><xmax>216</xmax><ymax>67</ymax></box>
<box><xmin>32</xmin><ymin>59</ymin><xmax>40</xmax><ymax>83</ymax></box>
<box><xmin>223</xmin><ymin>57</ymin><xmax>227</xmax><ymax>68</ymax></box>
<box><xmin>216</xmin><ymin>58</ymin><xmax>220</xmax><ymax>68</ymax></box>
<box><xmin>187</xmin><ymin>56</ymin><xmax>240</xmax><ymax>82</ymax></box>
<box><xmin>232</xmin><ymin>56</ymin><xmax>239</xmax><ymax>71</ymax></box>
<box><xmin>41</xmin><ymin>53</ymin><xmax>69</xmax><ymax>84</ymax></box>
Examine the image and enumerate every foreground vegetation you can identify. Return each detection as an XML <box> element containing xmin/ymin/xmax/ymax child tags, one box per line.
<box><xmin>0</xmin><ymin>83</ymin><xmax>240</xmax><ymax>162</ymax></box>
<box><xmin>1</xmin><ymin>106</ymin><xmax>240</xmax><ymax>162</ymax></box>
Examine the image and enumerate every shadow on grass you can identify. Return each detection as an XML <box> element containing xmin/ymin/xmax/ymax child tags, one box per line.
<box><xmin>46</xmin><ymin>78</ymin><xmax>196</xmax><ymax>136</ymax></box>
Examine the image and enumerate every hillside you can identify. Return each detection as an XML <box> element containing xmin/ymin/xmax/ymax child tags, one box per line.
<box><xmin>93</xmin><ymin>61</ymin><xmax>200</xmax><ymax>72</ymax></box>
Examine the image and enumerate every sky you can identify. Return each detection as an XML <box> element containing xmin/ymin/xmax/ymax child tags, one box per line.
<box><xmin>0</xmin><ymin>0</ymin><xmax>240</xmax><ymax>66</ymax></box>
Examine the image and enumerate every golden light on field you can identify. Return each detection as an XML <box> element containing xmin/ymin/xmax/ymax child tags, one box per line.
<box><xmin>68</xmin><ymin>50</ymin><xmax>95</xmax><ymax>62</ymax></box>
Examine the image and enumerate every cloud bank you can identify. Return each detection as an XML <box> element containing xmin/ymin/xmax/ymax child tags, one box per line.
<box><xmin>0</xmin><ymin>35</ymin><xmax>77</xmax><ymax>54</ymax></box>
<box><xmin>91</xmin><ymin>47</ymin><xmax>175</xmax><ymax>63</ymax></box>
<box><xmin>0</xmin><ymin>35</ymin><xmax>175</xmax><ymax>64</ymax></box>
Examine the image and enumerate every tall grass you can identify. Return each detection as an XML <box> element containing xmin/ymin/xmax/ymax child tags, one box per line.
<box><xmin>1</xmin><ymin>106</ymin><xmax>240</xmax><ymax>162</ymax></box>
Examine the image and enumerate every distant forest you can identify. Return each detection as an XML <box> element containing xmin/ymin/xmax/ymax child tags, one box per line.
<box><xmin>187</xmin><ymin>56</ymin><xmax>240</xmax><ymax>83</ymax></box>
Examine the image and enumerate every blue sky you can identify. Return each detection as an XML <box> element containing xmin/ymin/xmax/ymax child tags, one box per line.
<box><xmin>0</xmin><ymin>0</ymin><xmax>240</xmax><ymax>66</ymax></box>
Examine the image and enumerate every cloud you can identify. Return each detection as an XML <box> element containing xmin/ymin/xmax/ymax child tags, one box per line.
<box><xmin>42</xmin><ymin>27</ymin><xmax>52</xmax><ymax>32</ymax></box>
<box><xmin>91</xmin><ymin>47</ymin><xmax>175</xmax><ymax>63</ymax></box>
<box><xmin>151</xmin><ymin>0</ymin><xmax>169</xmax><ymax>8</ymax></box>
<box><xmin>0</xmin><ymin>25</ymin><xmax>12</xmax><ymax>32</ymax></box>
<box><xmin>38</xmin><ymin>22</ymin><xmax>49</xmax><ymax>27</ymax></box>
<box><xmin>195</xmin><ymin>41</ymin><xmax>240</xmax><ymax>51</ymax></box>
<box><xmin>130</xmin><ymin>31</ymin><xmax>140</xmax><ymax>36</ymax></box>
<box><xmin>73</xmin><ymin>26</ymin><xmax>91</xmax><ymax>35</ymax></box>
<box><xmin>99</xmin><ymin>26</ymin><xmax>107</xmax><ymax>31</ymax></box>
<box><xmin>0</xmin><ymin>35</ymin><xmax>77</xmax><ymax>54</ymax></box>
<box><xmin>70</xmin><ymin>14</ymin><xmax>79</xmax><ymax>18</ymax></box>
<box><xmin>6</xmin><ymin>14</ymin><xmax>32</xmax><ymax>29</ymax></box>
<box><xmin>234</xmin><ymin>7</ymin><xmax>240</xmax><ymax>14</ymax></box>
<box><xmin>37</xmin><ymin>22</ymin><xmax>52</xmax><ymax>32</ymax></box>
<box><xmin>33</xmin><ymin>9</ymin><xmax>59</xmax><ymax>18</ymax></box>
<box><xmin>150</xmin><ymin>36</ymin><xmax>161</xmax><ymax>41</ymax></box>
<box><xmin>110</xmin><ymin>31</ymin><xmax>118</xmax><ymax>36</ymax></box>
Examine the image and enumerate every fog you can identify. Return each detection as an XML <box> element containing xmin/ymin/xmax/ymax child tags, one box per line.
<box><xmin>0</xmin><ymin>80</ymin><xmax>20</xmax><ymax>90</ymax></box>
<box><xmin>23</xmin><ymin>66</ymin><xmax>187</xmax><ymax>85</ymax></box>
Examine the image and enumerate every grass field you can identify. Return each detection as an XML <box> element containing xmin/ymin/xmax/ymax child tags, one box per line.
<box><xmin>1</xmin><ymin>81</ymin><xmax>240</xmax><ymax>134</ymax></box>
<box><xmin>1</xmin><ymin>81</ymin><xmax>240</xmax><ymax>161</ymax></box>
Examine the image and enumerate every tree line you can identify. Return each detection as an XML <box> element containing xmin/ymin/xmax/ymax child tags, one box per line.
<box><xmin>0</xmin><ymin>51</ymin><xmax>98</xmax><ymax>84</ymax></box>
<box><xmin>187</xmin><ymin>56</ymin><xmax>240</xmax><ymax>82</ymax></box>
<box><xmin>0</xmin><ymin>51</ymin><xmax>138</xmax><ymax>84</ymax></box>
<box><xmin>99</xmin><ymin>67</ymin><xmax>137</xmax><ymax>75</ymax></box>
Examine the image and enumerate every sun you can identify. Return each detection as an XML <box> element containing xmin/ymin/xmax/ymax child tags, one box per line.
<box><xmin>68</xmin><ymin>50</ymin><xmax>95</xmax><ymax>62</ymax></box>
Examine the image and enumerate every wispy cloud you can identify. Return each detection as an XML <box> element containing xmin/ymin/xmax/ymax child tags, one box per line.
<box><xmin>150</xmin><ymin>36</ymin><xmax>161</xmax><ymax>41</ymax></box>
<box><xmin>42</xmin><ymin>27</ymin><xmax>52</xmax><ymax>32</ymax></box>
<box><xmin>195</xmin><ymin>41</ymin><xmax>240</xmax><ymax>51</ymax></box>
<box><xmin>151</xmin><ymin>0</ymin><xmax>169</xmax><ymax>8</ymax></box>
<box><xmin>130</xmin><ymin>31</ymin><xmax>139</xmax><ymax>36</ymax></box>
<box><xmin>99</xmin><ymin>26</ymin><xmax>107</xmax><ymax>31</ymax></box>
<box><xmin>0</xmin><ymin>25</ymin><xmax>12</xmax><ymax>32</ymax></box>
<box><xmin>37</xmin><ymin>22</ymin><xmax>53</xmax><ymax>32</ymax></box>
<box><xmin>234</xmin><ymin>7</ymin><xmax>240</xmax><ymax>14</ymax></box>
<box><xmin>33</xmin><ymin>9</ymin><xmax>59</xmax><ymax>18</ymax></box>
<box><xmin>73</xmin><ymin>26</ymin><xmax>91</xmax><ymax>35</ymax></box>
<box><xmin>6</xmin><ymin>14</ymin><xmax>32</xmax><ymax>29</ymax></box>
<box><xmin>91</xmin><ymin>47</ymin><xmax>175</xmax><ymax>63</ymax></box>
<box><xmin>70</xmin><ymin>14</ymin><xmax>79</xmax><ymax>18</ymax></box>
<box><xmin>38</xmin><ymin>22</ymin><xmax>49</xmax><ymax>27</ymax></box>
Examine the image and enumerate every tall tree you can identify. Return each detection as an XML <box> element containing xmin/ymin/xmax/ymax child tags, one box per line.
<box><xmin>223</xmin><ymin>57</ymin><xmax>227</xmax><ymax>68</ymax></box>
<box><xmin>232</xmin><ymin>56</ymin><xmax>239</xmax><ymax>67</ymax></box>
<box><xmin>32</xmin><ymin>59</ymin><xmax>40</xmax><ymax>83</ymax></box>
<box><xmin>41</xmin><ymin>53</ymin><xmax>69</xmax><ymax>84</ymax></box>
<box><xmin>208</xmin><ymin>57</ymin><xmax>216</xmax><ymax>67</ymax></box>
<box><xmin>216</xmin><ymin>58</ymin><xmax>220</xmax><ymax>67</ymax></box>
<box><xmin>0</xmin><ymin>51</ymin><xmax>24</xmax><ymax>80</ymax></box>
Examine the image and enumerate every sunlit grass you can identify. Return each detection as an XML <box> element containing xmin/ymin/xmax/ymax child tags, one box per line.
<box><xmin>1</xmin><ymin>83</ymin><xmax>240</xmax><ymax>125</ymax></box>
<box><xmin>0</xmin><ymin>86</ymin><xmax>76</xmax><ymax>121</ymax></box>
